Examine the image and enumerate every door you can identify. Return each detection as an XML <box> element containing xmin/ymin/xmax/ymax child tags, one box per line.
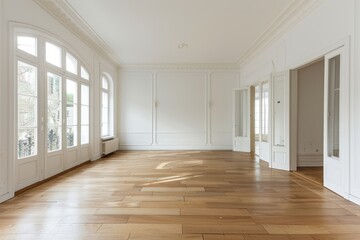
<box><xmin>254</xmin><ymin>85</ymin><xmax>261</xmax><ymax>155</ymax></box>
<box><xmin>233</xmin><ymin>88</ymin><xmax>251</xmax><ymax>152</ymax></box>
<box><xmin>16</xmin><ymin>60</ymin><xmax>42</xmax><ymax>190</ymax></box>
<box><xmin>45</xmin><ymin>72</ymin><xmax>64</xmax><ymax>178</ymax></box>
<box><xmin>323</xmin><ymin>47</ymin><xmax>349</xmax><ymax>196</ymax></box>
<box><xmin>270</xmin><ymin>71</ymin><xmax>290</xmax><ymax>170</ymax></box>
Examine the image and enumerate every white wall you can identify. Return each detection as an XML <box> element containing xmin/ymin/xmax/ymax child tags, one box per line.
<box><xmin>0</xmin><ymin>0</ymin><xmax>10</xmax><ymax>202</ymax></box>
<box><xmin>351</xmin><ymin>0</ymin><xmax>360</xmax><ymax>203</ymax></box>
<box><xmin>118</xmin><ymin>69</ymin><xmax>239</xmax><ymax>150</ymax></box>
<box><xmin>297</xmin><ymin>60</ymin><xmax>324</xmax><ymax>166</ymax></box>
<box><xmin>0</xmin><ymin>0</ymin><xmax>118</xmax><ymax>201</ymax></box>
<box><xmin>240</xmin><ymin>0</ymin><xmax>360</xmax><ymax>203</ymax></box>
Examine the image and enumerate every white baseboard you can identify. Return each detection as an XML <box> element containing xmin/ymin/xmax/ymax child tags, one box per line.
<box><xmin>349</xmin><ymin>194</ymin><xmax>360</xmax><ymax>205</ymax></box>
<box><xmin>119</xmin><ymin>145</ymin><xmax>232</xmax><ymax>151</ymax></box>
<box><xmin>0</xmin><ymin>192</ymin><xmax>14</xmax><ymax>204</ymax></box>
<box><xmin>91</xmin><ymin>154</ymin><xmax>102</xmax><ymax>161</ymax></box>
<box><xmin>297</xmin><ymin>153</ymin><xmax>323</xmax><ymax>167</ymax></box>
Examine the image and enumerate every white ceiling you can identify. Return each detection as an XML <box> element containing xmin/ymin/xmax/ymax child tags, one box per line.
<box><xmin>66</xmin><ymin>0</ymin><xmax>294</xmax><ymax>66</ymax></box>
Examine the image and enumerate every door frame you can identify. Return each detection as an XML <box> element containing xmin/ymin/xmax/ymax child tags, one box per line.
<box><xmin>288</xmin><ymin>37</ymin><xmax>350</xmax><ymax>198</ymax></box>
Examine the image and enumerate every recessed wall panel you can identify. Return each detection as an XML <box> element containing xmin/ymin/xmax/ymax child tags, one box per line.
<box><xmin>156</xmin><ymin>72</ymin><xmax>206</xmax><ymax>145</ymax></box>
<box><xmin>119</xmin><ymin>72</ymin><xmax>153</xmax><ymax>145</ymax></box>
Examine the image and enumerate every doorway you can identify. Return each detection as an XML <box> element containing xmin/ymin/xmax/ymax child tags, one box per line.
<box><xmin>250</xmin><ymin>81</ymin><xmax>270</xmax><ymax>164</ymax></box>
<box><xmin>293</xmin><ymin>59</ymin><xmax>325</xmax><ymax>185</ymax></box>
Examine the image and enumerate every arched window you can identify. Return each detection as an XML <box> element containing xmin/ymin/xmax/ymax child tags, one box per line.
<box><xmin>15</xmin><ymin>29</ymin><xmax>90</xmax><ymax>158</ymax></box>
<box><xmin>101</xmin><ymin>73</ymin><xmax>113</xmax><ymax>138</ymax></box>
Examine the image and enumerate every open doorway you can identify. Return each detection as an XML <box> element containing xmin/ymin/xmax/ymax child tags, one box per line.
<box><xmin>293</xmin><ymin>58</ymin><xmax>325</xmax><ymax>185</ymax></box>
<box><xmin>250</xmin><ymin>81</ymin><xmax>270</xmax><ymax>165</ymax></box>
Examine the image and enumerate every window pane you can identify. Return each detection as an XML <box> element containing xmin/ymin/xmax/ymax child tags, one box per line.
<box><xmin>67</xmin><ymin>126</ymin><xmax>77</xmax><ymax>147</ymax></box>
<box><xmin>328</xmin><ymin>55</ymin><xmax>340</xmax><ymax>158</ymax></box>
<box><xmin>18</xmin><ymin>128</ymin><xmax>37</xmax><ymax>158</ymax></box>
<box><xmin>17</xmin><ymin>61</ymin><xmax>38</xmax><ymax>159</ymax></box>
<box><xmin>81</xmin><ymin>85</ymin><xmax>89</xmax><ymax>106</ymax></box>
<box><xmin>46</xmin><ymin>42</ymin><xmax>62</xmax><ymax>67</ymax></box>
<box><xmin>102</xmin><ymin>77</ymin><xmax>108</xmax><ymax>90</ymax></box>
<box><xmin>47</xmin><ymin>73</ymin><xmax>61</xmax><ymax>100</ymax></box>
<box><xmin>254</xmin><ymin>85</ymin><xmax>261</xmax><ymax>141</ymax></box>
<box><xmin>66</xmin><ymin>52</ymin><xmax>78</xmax><ymax>75</ymax></box>
<box><xmin>66</xmin><ymin>80</ymin><xmax>77</xmax><ymax>104</ymax></box>
<box><xmin>17</xmin><ymin>36</ymin><xmax>37</xmax><ymax>56</ymax></box>
<box><xmin>81</xmin><ymin>66</ymin><xmax>89</xmax><ymax>80</ymax></box>
<box><xmin>81</xmin><ymin>125</ymin><xmax>89</xmax><ymax>145</ymax></box>
<box><xmin>102</xmin><ymin>107</ymin><xmax>108</xmax><ymax>125</ymax></box>
<box><xmin>261</xmin><ymin>82</ymin><xmax>269</xmax><ymax>142</ymax></box>
<box><xmin>235</xmin><ymin>89</ymin><xmax>248</xmax><ymax>137</ymax></box>
<box><xmin>102</xmin><ymin>123</ymin><xmax>109</xmax><ymax>137</ymax></box>
<box><xmin>81</xmin><ymin>106</ymin><xmax>89</xmax><ymax>125</ymax></box>
<box><xmin>67</xmin><ymin>80</ymin><xmax>78</xmax><ymax>126</ymax></box>
<box><xmin>18</xmin><ymin>61</ymin><xmax>37</xmax><ymax>96</ymax></box>
<box><xmin>18</xmin><ymin>96</ymin><xmax>37</xmax><ymax>127</ymax></box>
<box><xmin>48</xmin><ymin>100</ymin><xmax>62</xmax><ymax>126</ymax></box>
<box><xmin>67</xmin><ymin>103</ymin><xmax>77</xmax><ymax>126</ymax></box>
<box><xmin>102</xmin><ymin>92</ymin><xmax>108</xmax><ymax>108</ymax></box>
<box><xmin>48</xmin><ymin>127</ymin><xmax>61</xmax><ymax>152</ymax></box>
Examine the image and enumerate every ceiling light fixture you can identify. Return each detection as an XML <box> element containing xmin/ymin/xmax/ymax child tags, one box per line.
<box><xmin>178</xmin><ymin>43</ymin><xmax>188</xmax><ymax>49</ymax></box>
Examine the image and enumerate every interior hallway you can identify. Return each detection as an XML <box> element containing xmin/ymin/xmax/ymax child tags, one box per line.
<box><xmin>1</xmin><ymin>151</ymin><xmax>360</xmax><ymax>240</ymax></box>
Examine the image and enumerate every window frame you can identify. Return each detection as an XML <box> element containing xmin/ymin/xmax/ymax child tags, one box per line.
<box><xmin>14</xmin><ymin>28</ymin><xmax>92</xmax><ymax>159</ymax></box>
<box><xmin>101</xmin><ymin>73</ymin><xmax>114</xmax><ymax>139</ymax></box>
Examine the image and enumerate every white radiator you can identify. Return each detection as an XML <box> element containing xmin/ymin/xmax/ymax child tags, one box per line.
<box><xmin>102</xmin><ymin>138</ymin><xmax>119</xmax><ymax>155</ymax></box>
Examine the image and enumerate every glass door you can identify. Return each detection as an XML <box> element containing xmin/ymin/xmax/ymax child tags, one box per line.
<box><xmin>16</xmin><ymin>59</ymin><xmax>41</xmax><ymax>189</ymax></box>
<box><xmin>15</xmin><ymin>32</ymin><xmax>91</xmax><ymax>190</ymax></box>
<box><xmin>233</xmin><ymin>88</ymin><xmax>251</xmax><ymax>152</ymax></box>
<box><xmin>323</xmin><ymin>46</ymin><xmax>349</xmax><ymax>196</ymax></box>
<box><xmin>45</xmin><ymin>72</ymin><xmax>64</xmax><ymax>178</ymax></box>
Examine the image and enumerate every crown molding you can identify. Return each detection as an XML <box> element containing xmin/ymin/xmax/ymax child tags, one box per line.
<box><xmin>119</xmin><ymin>63</ymin><xmax>240</xmax><ymax>70</ymax></box>
<box><xmin>33</xmin><ymin>0</ymin><xmax>120</xmax><ymax>66</ymax></box>
<box><xmin>237</xmin><ymin>0</ymin><xmax>325</xmax><ymax>68</ymax></box>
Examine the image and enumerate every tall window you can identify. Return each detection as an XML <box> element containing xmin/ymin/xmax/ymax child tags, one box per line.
<box><xmin>16</xmin><ymin>32</ymin><xmax>91</xmax><ymax>159</ymax></box>
<box><xmin>80</xmin><ymin>66</ymin><xmax>90</xmax><ymax>145</ymax></box>
<box><xmin>101</xmin><ymin>74</ymin><xmax>114</xmax><ymax>138</ymax></box>
<box><xmin>17</xmin><ymin>60</ymin><xmax>38</xmax><ymax>158</ymax></box>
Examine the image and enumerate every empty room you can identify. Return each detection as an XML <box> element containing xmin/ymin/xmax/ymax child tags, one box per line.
<box><xmin>2</xmin><ymin>0</ymin><xmax>360</xmax><ymax>239</ymax></box>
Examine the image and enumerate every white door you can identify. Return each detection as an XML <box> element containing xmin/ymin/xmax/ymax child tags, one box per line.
<box><xmin>323</xmin><ymin>47</ymin><xmax>349</xmax><ymax>196</ymax></box>
<box><xmin>270</xmin><ymin>71</ymin><xmax>290</xmax><ymax>170</ymax></box>
<box><xmin>45</xmin><ymin>71</ymin><xmax>64</xmax><ymax>178</ymax></box>
<box><xmin>233</xmin><ymin>88</ymin><xmax>251</xmax><ymax>152</ymax></box>
<box><xmin>16</xmin><ymin>60</ymin><xmax>43</xmax><ymax>190</ymax></box>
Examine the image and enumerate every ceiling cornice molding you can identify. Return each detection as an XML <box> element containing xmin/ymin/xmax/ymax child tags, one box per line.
<box><xmin>119</xmin><ymin>63</ymin><xmax>240</xmax><ymax>71</ymax></box>
<box><xmin>237</xmin><ymin>0</ymin><xmax>325</xmax><ymax>68</ymax></box>
<box><xmin>33</xmin><ymin>0</ymin><xmax>120</xmax><ymax>66</ymax></box>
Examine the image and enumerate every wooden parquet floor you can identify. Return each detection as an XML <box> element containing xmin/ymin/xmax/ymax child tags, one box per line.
<box><xmin>295</xmin><ymin>167</ymin><xmax>324</xmax><ymax>185</ymax></box>
<box><xmin>1</xmin><ymin>151</ymin><xmax>360</xmax><ymax>240</ymax></box>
